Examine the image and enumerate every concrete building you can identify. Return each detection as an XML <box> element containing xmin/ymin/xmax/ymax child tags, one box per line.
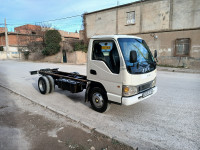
<box><xmin>84</xmin><ymin>0</ymin><xmax>200</xmax><ymax>69</ymax></box>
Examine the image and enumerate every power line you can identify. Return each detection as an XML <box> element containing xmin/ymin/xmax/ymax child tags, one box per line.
<box><xmin>35</xmin><ymin>14</ymin><xmax>82</xmax><ymax>23</ymax></box>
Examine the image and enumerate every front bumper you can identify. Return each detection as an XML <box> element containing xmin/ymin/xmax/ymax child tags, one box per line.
<box><xmin>122</xmin><ymin>86</ymin><xmax>157</xmax><ymax>106</ymax></box>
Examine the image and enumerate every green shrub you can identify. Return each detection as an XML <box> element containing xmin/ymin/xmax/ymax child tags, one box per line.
<box><xmin>24</xmin><ymin>51</ymin><xmax>30</xmax><ymax>60</ymax></box>
<box><xmin>74</xmin><ymin>41</ymin><xmax>88</xmax><ymax>53</ymax></box>
<box><xmin>42</xmin><ymin>43</ymin><xmax>60</xmax><ymax>56</ymax></box>
<box><xmin>42</xmin><ymin>30</ymin><xmax>61</xmax><ymax>56</ymax></box>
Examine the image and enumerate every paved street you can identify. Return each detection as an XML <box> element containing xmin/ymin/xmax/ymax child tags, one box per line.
<box><xmin>0</xmin><ymin>60</ymin><xmax>200</xmax><ymax>150</ymax></box>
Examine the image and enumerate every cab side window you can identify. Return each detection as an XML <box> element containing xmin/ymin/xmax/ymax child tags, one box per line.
<box><xmin>92</xmin><ymin>40</ymin><xmax>120</xmax><ymax>74</ymax></box>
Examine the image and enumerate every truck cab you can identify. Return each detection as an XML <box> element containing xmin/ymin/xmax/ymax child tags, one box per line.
<box><xmin>87</xmin><ymin>35</ymin><xmax>157</xmax><ymax>112</ymax></box>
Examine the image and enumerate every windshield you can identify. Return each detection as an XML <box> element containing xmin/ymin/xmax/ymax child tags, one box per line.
<box><xmin>118</xmin><ymin>38</ymin><xmax>156</xmax><ymax>74</ymax></box>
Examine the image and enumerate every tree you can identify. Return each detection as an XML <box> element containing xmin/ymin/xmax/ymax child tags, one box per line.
<box><xmin>82</xmin><ymin>12</ymin><xmax>89</xmax><ymax>45</ymax></box>
<box><xmin>42</xmin><ymin>30</ymin><xmax>62</xmax><ymax>56</ymax></box>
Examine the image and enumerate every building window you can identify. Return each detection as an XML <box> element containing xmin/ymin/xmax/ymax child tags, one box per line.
<box><xmin>175</xmin><ymin>38</ymin><xmax>190</xmax><ymax>56</ymax></box>
<box><xmin>126</xmin><ymin>11</ymin><xmax>135</xmax><ymax>25</ymax></box>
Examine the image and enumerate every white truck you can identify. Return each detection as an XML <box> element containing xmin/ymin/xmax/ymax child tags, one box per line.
<box><xmin>30</xmin><ymin>35</ymin><xmax>158</xmax><ymax>113</ymax></box>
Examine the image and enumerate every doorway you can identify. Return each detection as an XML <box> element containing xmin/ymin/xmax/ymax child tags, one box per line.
<box><xmin>63</xmin><ymin>50</ymin><xmax>67</xmax><ymax>63</ymax></box>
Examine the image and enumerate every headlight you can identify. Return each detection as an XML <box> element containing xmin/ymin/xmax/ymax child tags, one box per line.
<box><xmin>122</xmin><ymin>85</ymin><xmax>138</xmax><ymax>97</ymax></box>
<box><xmin>151</xmin><ymin>78</ymin><xmax>156</xmax><ymax>87</ymax></box>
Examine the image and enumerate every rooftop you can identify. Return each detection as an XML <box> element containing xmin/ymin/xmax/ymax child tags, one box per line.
<box><xmin>84</xmin><ymin>0</ymin><xmax>151</xmax><ymax>15</ymax></box>
<box><xmin>91</xmin><ymin>35</ymin><xmax>142</xmax><ymax>39</ymax></box>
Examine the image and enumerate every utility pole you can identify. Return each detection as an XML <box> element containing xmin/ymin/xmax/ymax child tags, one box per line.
<box><xmin>116</xmin><ymin>1</ymin><xmax>119</xmax><ymax>35</ymax></box>
<box><xmin>5</xmin><ymin>18</ymin><xmax>9</xmax><ymax>59</ymax></box>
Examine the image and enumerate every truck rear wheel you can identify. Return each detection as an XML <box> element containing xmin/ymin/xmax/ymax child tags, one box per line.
<box><xmin>89</xmin><ymin>87</ymin><xmax>109</xmax><ymax>113</ymax></box>
<box><xmin>46</xmin><ymin>75</ymin><xmax>55</xmax><ymax>93</ymax></box>
<box><xmin>38</xmin><ymin>76</ymin><xmax>50</xmax><ymax>94</ymax></box>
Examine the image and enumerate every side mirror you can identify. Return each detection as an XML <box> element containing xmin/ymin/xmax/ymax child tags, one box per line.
<box><xmin>130</xmin><ymin>50</ymin><xmax>137</xmax><ymax>63</ymax></box>
<box><xmin>154</xmin><ymin>50</ymin><xmax>157</xmax><ymax>58</ymax></box>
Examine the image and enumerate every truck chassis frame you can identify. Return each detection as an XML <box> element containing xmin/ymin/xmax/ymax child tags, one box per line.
<box><xmin>30</xmin><ymin>68</ymin><xmax>87</xmax><ymax>93</ymax></box>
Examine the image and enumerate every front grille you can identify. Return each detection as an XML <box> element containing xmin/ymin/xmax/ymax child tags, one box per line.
<box><xmin>139</xmin><ymin>81</ymin><xmax>152</xmax><ymax>92</ymax></box>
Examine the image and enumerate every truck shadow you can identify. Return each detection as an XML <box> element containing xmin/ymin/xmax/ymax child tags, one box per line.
<box><xmin>57</xmin><ymin>89</ymin><xmax>91</xmax><ymax>107</ymax></box>
<box><xmin>32</xmin><ymin>82</ymin><xmax>40</xmax><ymax>92</ymax></box>
<box><xmin>32</xmin><ymin>82</ymin><xmax>91</xmax><ymax>108</ymax></box>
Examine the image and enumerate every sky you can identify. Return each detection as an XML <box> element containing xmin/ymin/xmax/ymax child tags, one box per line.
<box><xmin>0</xmin><ymin>0</ymin><xmax>138</xmax><ymax>32</ymax></box>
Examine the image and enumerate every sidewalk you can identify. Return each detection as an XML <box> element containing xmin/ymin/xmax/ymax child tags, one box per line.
<box><xmin>157</xmin><ymin>66</ymin><xmax>200</xmax><ymax>74</ymax></box>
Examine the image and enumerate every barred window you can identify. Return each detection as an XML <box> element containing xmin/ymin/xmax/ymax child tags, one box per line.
<box><xmin>175</xmin><ymin>38</ymin><xmax>190</xmax><ymax>56</ymax></box>
<box><xmin>126</xmin><ymin>11</ymin><xmax>135</xmax><ymax>25</ymax></box>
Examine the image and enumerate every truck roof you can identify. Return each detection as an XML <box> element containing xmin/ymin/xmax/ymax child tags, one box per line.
<box><xmin>91</xmin><ymin>35</ymin><xmax>142</xmax><ymax>40</ymax></box>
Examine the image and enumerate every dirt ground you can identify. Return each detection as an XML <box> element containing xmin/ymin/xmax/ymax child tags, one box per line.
<box><xmin>0</xmin><ymin>86</ymin><xmax>134</xmax><ymax>150</ymax></box>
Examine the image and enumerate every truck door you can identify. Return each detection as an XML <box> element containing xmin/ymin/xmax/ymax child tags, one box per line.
<box><xmin>87</xmin><ymin>40</ymin><xmax>122</xmax><ymax>103</ymax></box>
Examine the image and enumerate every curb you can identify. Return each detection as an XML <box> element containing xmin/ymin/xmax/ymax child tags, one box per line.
<box><xmin>157</xmin><ymin>67</ymin><xmax>200</xmax><ymax>74</ymax></box>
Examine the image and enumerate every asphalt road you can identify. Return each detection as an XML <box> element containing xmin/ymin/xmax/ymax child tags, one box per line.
<box><xmin>0</xmin><ymin>60</ymin><xmax>199</xmax><ymax>150</ymax></box>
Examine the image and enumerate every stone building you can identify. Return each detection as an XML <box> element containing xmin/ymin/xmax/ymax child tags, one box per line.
<box><xmin>84</xmin><ymin>0</ymin><xmax>200</xmax><ymax>69</ymax></box>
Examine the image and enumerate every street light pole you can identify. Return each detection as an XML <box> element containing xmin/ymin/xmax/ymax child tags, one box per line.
<box><xmin>5</xmin><ymin>18</ymin><xmax>9</xmax><ymax>59</ymax></box>
<box><xmin>116</xmin><ymin>1</ymin><xmax>119</xmax><ymax>35</ymax></box>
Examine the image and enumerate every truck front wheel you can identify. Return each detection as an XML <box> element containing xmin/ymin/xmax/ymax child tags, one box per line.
<box><xmin>89</xmin><ymin>87</ymin><xmax>109</xmax><ymax>113</ymax></box>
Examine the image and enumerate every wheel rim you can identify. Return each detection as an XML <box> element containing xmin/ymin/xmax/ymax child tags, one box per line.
<box><xmin>92</xmin><ymin>92</ymin><xmax>104</xmax><ymax>108</ymax></box>
<box><xmin>39</xmin><ymin>79</ymin><xmax>45</xmax><ymax>92</ymax></box>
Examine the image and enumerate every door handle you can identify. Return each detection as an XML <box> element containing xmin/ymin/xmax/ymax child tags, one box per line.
<box><xmin>90</xmin><ymin>69</ymin><xmax>97</xmax><ymax>75</ymax></box>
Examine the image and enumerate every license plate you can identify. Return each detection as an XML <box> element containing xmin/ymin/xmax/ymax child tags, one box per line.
<box><xmin>142</xmin><ymin>89</ymin><xmax>153</xmax><ymax>98</ymax></box>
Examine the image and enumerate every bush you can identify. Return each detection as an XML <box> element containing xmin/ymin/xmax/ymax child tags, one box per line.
<box><xmin>42</xmin><ymin>30</ymin><xmax>61</xmax><ymax>56</ymax></box>
<box><xmin>74</xmin><ymin>41</ymin><xmax>88</xmax><ymax>53</ymax></box>
<box><xmin>24</xmin><ymin>51</ymin><xmax>30</xmax><ymax>60</ymax></box>
<box><xmin>27</xmin><ymin>41</ymin><xmax>44</xmax><ymax>53</ymax></box>
<box><xmin>42</xmin><ymin>43</ymin><xmax>60</xmax><ymax>56</ymax></box>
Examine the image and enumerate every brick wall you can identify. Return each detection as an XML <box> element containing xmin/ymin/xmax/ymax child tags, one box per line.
<box><xmin>0</xmin><ymin>27</ymin><xmax>5</xmax><ymax>33</ymax></box>
<box><xmin>8</xmin><ymin>35</ymin><xmax>18</xmax><ymax>46</ymax></box>
<box><xmin>0</xmin><ymin>35</ymin><xmax>5</xmax><ymax>46</ymax></box>
<box><xmin>0</xmin><ymin>34</ymin><xmax>43</xmax><ymax>47</ymax></box>
<box><xmin>15</xmin><ymin>24</ymin><xmax>42</xmax><ymax>34</ymax></box>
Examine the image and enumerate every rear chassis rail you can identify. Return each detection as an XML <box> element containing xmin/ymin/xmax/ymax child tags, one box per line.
<box><xmin>30</xmin><ymin>68</ymin><xmax>87</xmax><ymax>93</ymax></box>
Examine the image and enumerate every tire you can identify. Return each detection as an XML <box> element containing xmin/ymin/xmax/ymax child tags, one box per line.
<box><xmin>38</xmin><ymin>76</ymin><xmax>50</xmax><ymax>94</ymax></box>
<box><xmin>46</xmin><ymin>75</ymin><xmax>55</xmax><ymax>93</ymax></box>
<box><xmin>89</xmin><ymin>87</ymin><xmax>109</xmax><ymax>113</ymax></box>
